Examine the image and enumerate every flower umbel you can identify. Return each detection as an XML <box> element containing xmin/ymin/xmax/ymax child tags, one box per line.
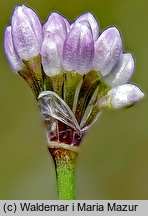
<box><xmin>4</xmin><ymin>5</ymin><xmax>144</xmax><ymax>199</ymax></box>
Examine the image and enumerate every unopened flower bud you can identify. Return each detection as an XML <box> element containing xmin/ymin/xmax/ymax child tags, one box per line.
<box><xmin>42</xmin><ymin>12</ymin><xmax>69</xmax><ymax>76</ymax></box>
<box><xmin>93</xmin><ymin>27</ymin><xmax>122</xmax><ymax>76</ymax></box>
<box><xmin>104</xmin><ymin>53</ymin><xmax>135</xmax><ymax>87</ymax></box>
<box><xmin>63</xmin><ymin>21</ymin><xmax>94</xmax><ymax>74</ymax></box>
<box><xmin>41</xmin><ymin>34</ymin><xmax>62</xmax><ymax>76</ymax></box>
<box><xmin>4</xmin><ymin>26</ymin><xmax>24</xmax><ymax>72</ymax></box>
<box><xmin>43</xmin><ymin>12</ymin><xmax>69</xmax><ymax>39</ymax></box>
<box><xmin>11</xmin><ymin>5</ymin><xmax>42</xmax><ymax>60</ymax></box>
<box><xmin>98</xmin><ymin>84</ymin><xmax>144</xmax><ymax>110</ymax></box>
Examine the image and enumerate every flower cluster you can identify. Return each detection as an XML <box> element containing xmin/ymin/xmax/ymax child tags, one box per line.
<box><xmin>4</xmin><ymin>5</ymin><xmax>144</xmax><ymax>146</ymax></box>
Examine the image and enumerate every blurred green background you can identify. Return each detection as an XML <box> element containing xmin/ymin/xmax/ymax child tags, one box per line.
<box><xmin>0</xmin><ymin>0</ymin><xmax>148</xmax><ymax>199</ymax></box>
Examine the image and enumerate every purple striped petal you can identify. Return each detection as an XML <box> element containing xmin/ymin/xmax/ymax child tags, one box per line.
<box><xmin>4</xmin><ymin>26</ymin><xmax>24</xmax><ymax>72</ymax></box>
<box><xmin>63</xmin><ymin>21</ymin><xmax>94</xmax><ymax>74</ymax></box>
<box><xmin>21</xmin><ymin>5</ymin><xmax>42</xmax><ymax>46</ymax></box>
<box><xmin>93</xmin><ymin>27</ymin><xmax>122</xmax><ymax>76</ymax></box>
<box><xmin>11</xmin><ymin>5</ymin><xmax>42</xmax><ymax>60</ymax></box>
<box><xmin>74</xmin><ymin>12</ymin><xmax>99</xmax><ymax>40</ymax></box>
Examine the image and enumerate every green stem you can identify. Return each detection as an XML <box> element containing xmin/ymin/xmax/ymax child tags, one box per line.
<box><xmin>49</xmin><ymin>146</ymin><xmax>77</xmax><ymax>200</ymax></box>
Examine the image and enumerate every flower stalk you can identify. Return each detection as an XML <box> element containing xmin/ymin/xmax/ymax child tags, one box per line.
<box><xmin>49</xmin><ymin>145</ymin><xmax>78</xmax><ymax>200</ymax></box>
